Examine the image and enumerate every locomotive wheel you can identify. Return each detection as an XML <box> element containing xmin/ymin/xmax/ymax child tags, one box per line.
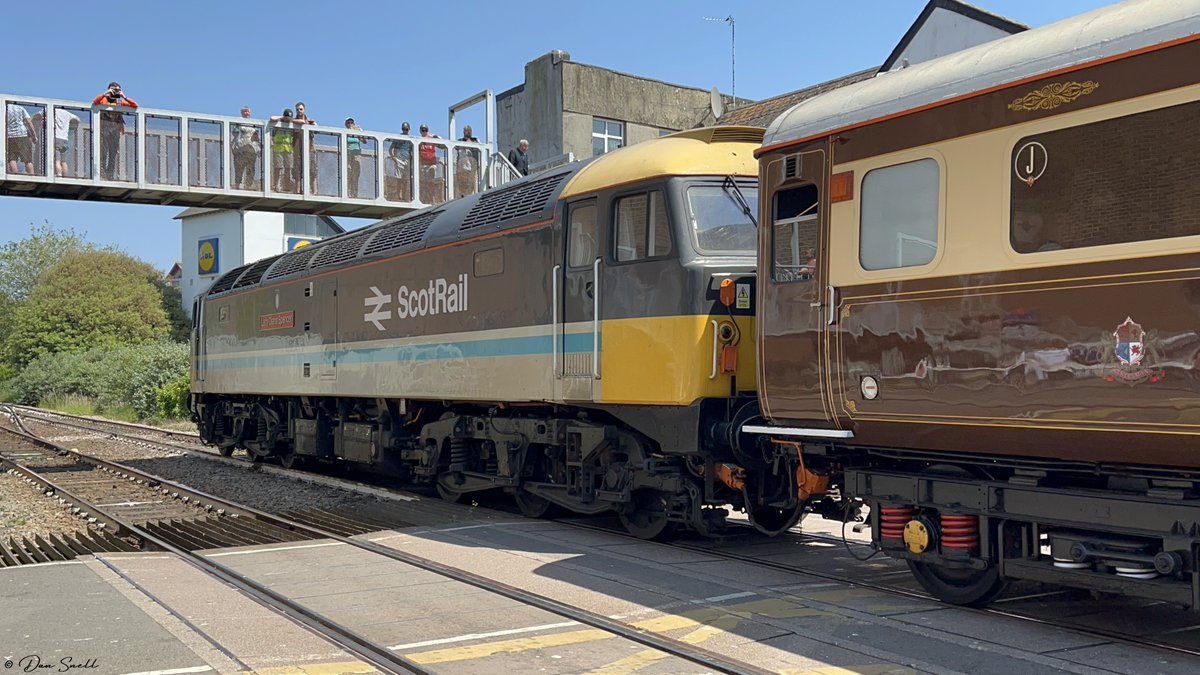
<box><xmin>243</xmin><ymin>448</ymin><xmax>264</xmax><ymax>463</ymax></box>
<box><xmin>279</xmin><ymin>452</ymin><xmax>300</xmax><ymax>470</ymax></box>
<box><xmin>514</xmin><ymin>489</ymin><xmax>558</xmax><ymax>519</ymax></box>
<box><xmin>218</xmin><ymin>446</ymin><xmax>235</xmax><ymax>457</ymax></box>
<box><xmin>749</xmin><ymin>504</ymin><xmax>805</xmax><ymax>536</ymax></box>
<box><xmin>436</xmin><ymin>481</ymin><xmax>465</xmax><ymax>504</ymax></box>
<box><xmin>907</xmin><ymin>560</ymin><xmax>1007</xmax><ymax>607</ymax></box>
<box><xmin>618</xmin><ymin>489</ymin><xmax>677</xmax><ymax>541</ymax></box>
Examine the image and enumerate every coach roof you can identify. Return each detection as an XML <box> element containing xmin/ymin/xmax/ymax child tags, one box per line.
<box><xmin>559</xmin><ymin>126</ymin><xmax>762</xmax><ymax>200</ymax></box>
<box><xmin>761</xmin><ymin>0</ymin><xmax>1200</xmax><ymax>153</ymax></box>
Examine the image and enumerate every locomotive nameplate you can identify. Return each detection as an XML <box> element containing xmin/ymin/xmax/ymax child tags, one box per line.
<box><xmin>259</xmin><ymin>310</ymin><xmax>295</xmax><ymax>332</ymax></box>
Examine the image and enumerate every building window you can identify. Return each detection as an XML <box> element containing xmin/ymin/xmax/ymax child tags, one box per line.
<box><xmin>614</xmin><ymin>191</ymin><xmax>670</xmax><ymax>262</ymax></box>
<box><xmin>592</xmin><ymin>118</ymin><xmax>624</xmax><ymax>156</ymax></box>
<box><xmin>860</xmin><ymin>159</ymin><xmax>939</xmax><ymax>270</ymax></box>
<box><xmin>1011</xmin><ymin>100</ymin><xmax>1200</xmax><ymax>253</ymax></box>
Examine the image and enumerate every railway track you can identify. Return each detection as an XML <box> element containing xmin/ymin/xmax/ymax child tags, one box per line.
<box><xmin>1</xmin><ymin>406</ymin><xmax>779</xmax><ymax>675</ymax></box>
<box><xmin>16</xmin><ymin>405</ymin><xmax>1200</xmax><ymax>662</ymax></box>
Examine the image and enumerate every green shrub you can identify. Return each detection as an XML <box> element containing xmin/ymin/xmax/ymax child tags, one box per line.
<box><xmin>155</xmin><ymin>374</ymin><xmax>192</xmax><ymax>420</ymax></box>
<box><xmin>9</xmin><ymin>341</ymin><xmax>189</xmax><ymax>420</ymax></box>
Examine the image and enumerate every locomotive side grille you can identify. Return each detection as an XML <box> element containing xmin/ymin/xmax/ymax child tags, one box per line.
<box><xmin>311</xmin><ymin>232</ymin><xmax>370</xmax><ymax>270</ymax></box>
<box><xmin>363</xmin><ymin>211</ymin><xmax>441</xmax><ymax>256</ymax></box>
<box><xmin>265</xmin><ymin>247</ymin><xmax>319</xmax><ymax>280</ymax></box>
<box><xmin>208</xmin><ymin>264</ymin><xmax>250</xmax><ymax>294</ymax></box>
<box><xmin>232</xmin><ymin>254</ymin><xmax>282</xmax><ymax>289</ymax></box>
<box><xmin>459</xmin><ymin>173</ymin><xmax>568</xmax><ymax>231</ymax></box>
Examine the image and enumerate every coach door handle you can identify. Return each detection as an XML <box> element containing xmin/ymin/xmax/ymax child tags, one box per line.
<box><xmin>584</xmin><ymin>280</ymin><xmax>594</xmax><ymax>299</ymax></box>
<box><xmin>827</xmin><ymin>285</ymin><xmax>837</xmax><ymax>326</ymax></box>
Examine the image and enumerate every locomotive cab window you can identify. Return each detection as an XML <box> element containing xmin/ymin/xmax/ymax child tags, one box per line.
<box><xmin>1010</xmin><ymin>100</ymin><xmax>1200</xmax><ymax>253</ymax></box>
<box><xmin>686</xmin><ymin>183</ymin><xmax>759</xmax><ymax>254</ymax></box>
<box><xmin>567</xmin><ymin>201</ymin><xmax>598</xmax><ymax>268</ymax></box>
<box><xmin>772</xmin><ymin>184</ymin><xmax>819</xmax><ymax>282</ymax></box>
<box><xmin>860</xmin><ymin>158</ymin><xmax>939</xmax><ymax>270</ymax></box>
<box><xmin>613</xmin><ymin>190</ymin><xmax>671</xmax><ymax>262</ymax></box>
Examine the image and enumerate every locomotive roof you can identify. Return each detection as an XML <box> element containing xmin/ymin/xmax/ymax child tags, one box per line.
<box><xmin>761</xmin><ymin>0</ymin><xmax>1200</xmax><ymax>153</ymax></box>
<box><xmin>559</xmin><ymin>126</ymin><xmax>762</xmax><ymax>199</ymax></box>
<box><xmin>203</xmin><ymin>127</ymin><xmax>764</xmax><ymax>297</ymax></box>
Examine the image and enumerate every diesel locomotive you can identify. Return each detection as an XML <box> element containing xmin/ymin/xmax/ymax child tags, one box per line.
<box><xmin>191</xmin><ymin>127</ymin><xmax>818</xmax><ymax>538</ymax></box>
<box><xmin>752</xmin><ymin>0</ymin><xmax>1200</xmax><ymax>607</ymax></box>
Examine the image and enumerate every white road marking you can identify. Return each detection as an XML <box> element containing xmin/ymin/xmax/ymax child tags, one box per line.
<box><xmin>388</xmin><ymin>621</ymin><xmax>580</xmax><ymax>651</ymax></box>
<box><xmin>204</xmin><ymin>541</ymin><xmax>345</xmax><ymax>557</ymax></box>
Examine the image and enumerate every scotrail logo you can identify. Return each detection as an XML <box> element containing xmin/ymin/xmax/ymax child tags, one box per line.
<box><xmin>364</xmin><ymin>274</ymin><xmax>469</xmax><ymax>331</ymax></box>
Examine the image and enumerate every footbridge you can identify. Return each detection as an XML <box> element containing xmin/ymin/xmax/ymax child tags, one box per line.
<box><xmin>2</xmin><ymin>93</ymin><xmax>519</xmax><ymax>218</ymax></box>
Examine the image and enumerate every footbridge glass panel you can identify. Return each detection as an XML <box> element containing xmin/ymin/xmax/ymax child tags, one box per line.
<box><xmin>1</xmin><ymin>93</ymin><xmax>508</xmax><ymax>218</ymax></box>
<box><xmin>188</xmin><ymin>119</ymin><xmax>223</xmax><ymax>189</ymax></box>
<box><xmin>145</xmin><ymin>114</ymin><xmax>181</xmax><ymax>186</ymax></box>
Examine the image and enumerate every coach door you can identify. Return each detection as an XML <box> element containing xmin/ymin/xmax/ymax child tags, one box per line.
<box><xmin>759</xmin><ymin>148</ymin><xmax>835</xmax><ymax>425</ymax></box>
<box><xmin>558</xmin><ymin>199</ymin><xmax>599</xmax><ymax>401</ymax></box>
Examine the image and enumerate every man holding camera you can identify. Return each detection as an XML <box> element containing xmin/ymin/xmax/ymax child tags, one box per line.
<box><xmin>92</xmin><ymin>82</ymin><xmax>139</xmax><ymax>181</ymax></box>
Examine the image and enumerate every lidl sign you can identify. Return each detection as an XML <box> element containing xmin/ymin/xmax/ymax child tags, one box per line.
<box><xmin>198</xmin><ymin>238</ymin><xmax>220</xmax><ymax>276</ymax></box>
<box><xmin>286</xmin><ymin>236</ymin><xmax>322</xmax><ymax>250</ymax></box>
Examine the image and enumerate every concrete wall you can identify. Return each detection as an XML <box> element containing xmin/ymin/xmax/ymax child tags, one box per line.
<box><xmin>497</xmin><ymin>51</ymin><xmax>568</xmax><ymax>167</ymax></box>
<box><xmin>561</xmin><ymin>61</ymin><xmax>715</xmax><ymax>132</ymax></box>
<box><xmin>499</xmin><ymin>51</ymin><xmax>727</xmax><ymax>165</ymax></box>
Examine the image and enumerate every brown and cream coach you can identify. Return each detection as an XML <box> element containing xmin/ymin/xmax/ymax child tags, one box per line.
<box><xmin>752</xmin><ymin>0</ymin><xmax>1200</xmax><ymax>607</ymax></box>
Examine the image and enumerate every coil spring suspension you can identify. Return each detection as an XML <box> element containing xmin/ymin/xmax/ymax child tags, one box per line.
<box><xmin>879</xmin><ymin>506</ymin><xmax>916</xmax><ymax>541</ymax></box>
<box><xmin>448</xmin><ymin>438</ymin><xmax>469</xmax><ymax>470</ymax></box>
<box><xmin>940</xmin><ymin>513</ymin><xmax>980</xmax><ymax>553</ymax></box>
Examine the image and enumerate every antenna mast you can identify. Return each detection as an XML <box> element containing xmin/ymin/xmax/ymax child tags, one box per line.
<box><xmin>704</xmin><ymin>15</ymin><xmax>736</xmax><ymax>101</ymax></box>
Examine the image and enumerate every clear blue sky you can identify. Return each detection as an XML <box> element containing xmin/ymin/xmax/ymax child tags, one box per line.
<box><xmin>0</xmin><ymin>0</ymin><xmax>1116</xmax><ymax>272</ymax></box>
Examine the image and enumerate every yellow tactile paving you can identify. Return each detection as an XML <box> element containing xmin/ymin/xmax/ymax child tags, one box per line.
<box><xmin>401</xmin><ymin>597</ymin><xmax>830</xmax><ymax>667</ymax></box>
<box><xmin>247</xmin><ymin>662</ymin><xmax>377</xmax><ymax>674</ymax></box>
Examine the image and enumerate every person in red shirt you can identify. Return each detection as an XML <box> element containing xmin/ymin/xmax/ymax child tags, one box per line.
<box><xmin>92</xmin><ymin>82</ymin><xmax>139</xmax><ymax>180</ymax></box>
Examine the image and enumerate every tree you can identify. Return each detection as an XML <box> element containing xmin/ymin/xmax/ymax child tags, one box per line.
<box><xmin>154</xmin><ymin>278</ymin><xmax>192</xmax><ymax>343</ymax></box>
<box><xmin>0</xmin><ymin>222</ymin><xmax>91</xmax><ymax>303</ymax></box>
<box><xmin>5</xmin><ymin>250</ymin><xmax>170</xmax><ymax>367</ymax></box>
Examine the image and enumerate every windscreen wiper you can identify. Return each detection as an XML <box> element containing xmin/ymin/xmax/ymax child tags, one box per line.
<box><xmin>722</xmin><ymin>176</ymin><xmax>757</xmax><ymax>227</ymax></box>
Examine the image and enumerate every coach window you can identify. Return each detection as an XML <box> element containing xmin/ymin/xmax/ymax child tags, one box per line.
<box><xmin>614</xmin><ymin>191</ymin><xmax>670</xmax><ymax>262</ymax></box>
<box><xmin>772</xmin><ymin>184</ymin><xmax>819</xmax><ymax>282</ymax></box>
<box><xmin>1011</xmin><ymin>100</ymin><xmax>1200</xmax><ymax>253</ymax></box>
<box><xmin>567</xmin><ymin>201</ymin><xmax>598</xmax><ymax>268</ymax></box>
<box><xmin>860</xmin><ymin>158</ymin><xmax>939</xmax><ymax>270</ymax></box>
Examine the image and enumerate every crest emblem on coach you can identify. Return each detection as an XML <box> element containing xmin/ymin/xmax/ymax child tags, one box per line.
<box><xmin>1113</xmin><ymin>317</ymin><xmax>1145</xmax><ymax>367</ymax></box>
